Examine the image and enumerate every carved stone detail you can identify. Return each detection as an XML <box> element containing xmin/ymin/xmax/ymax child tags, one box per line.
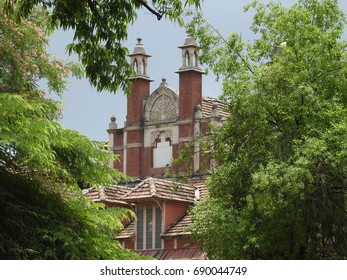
<box><xmin>150</xmin><ymin>95</ymin><xmax>176</xmax><ymax>122</ymax></box>
<box><xmin>150</xmin><ymin>130</ymin><xmax>173</xmax><ymax>146</ymax></box>
<box><xmin>144</xmin><ymin>83</ymin><xmax>179</xmax><ymax>124</ymax></box>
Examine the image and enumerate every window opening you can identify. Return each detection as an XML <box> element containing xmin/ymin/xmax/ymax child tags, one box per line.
<box><xmin>153</xmin><ymin>133</ymin><xmax>172</xmax><ymax>168</ymax></box>
<box><xmin>136</xmin><ymin>206</ymin><xmax>162</xmax><ymax>250</ymax></box>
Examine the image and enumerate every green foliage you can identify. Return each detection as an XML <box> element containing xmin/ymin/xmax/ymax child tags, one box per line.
<box><xmin>187</xmin><ymin>0</ymin><xmax>347</xmax><ymax>259</ymax></box>
<box><xmin>0</xmin><ymin>1</ymin><xmax>121</xmax><ymax>186</ymax></box>
<box><xmin>3</xmin><ymin>0</ymin><xmax>202</xmax><ymax>94</ymax></box>
<box><xmin>0</xmin><ymin>170</ymin><xmax>141</xmax><ymax>259</ymax></box>
<box><xmin>0</xmin><ymin>1</ymin><xmax>141</xmax><ymax>259</ymax></box>
<box><xmin>169</xmin><ymin>132</ymin><xmax>213</xmax><ymax>180</ymax></box>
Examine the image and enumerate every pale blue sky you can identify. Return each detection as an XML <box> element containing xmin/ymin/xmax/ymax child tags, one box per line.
<box><xmin>44</xmin><ymin>0</ymin><xmax>345</xmax><ymax>141</ymax></box>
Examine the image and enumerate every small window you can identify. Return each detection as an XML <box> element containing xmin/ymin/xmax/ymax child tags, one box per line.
<box><xmin>146</xmin><ymin>208</ymin><xmax>153</xmax><ymax>249</ymax></box>
<box><xmin>136</xmin><ymin>206</ymin><xmax>162</xmax><ymax>250</ymax></box>
<box><xmin>137</xmin><ymin>208</ymin><xmax>144</xmax><ymax>250</ymax></box>
<box><xmin>155</xmin><ymin>207</ymin><xmax>162</xmax><ymax>248</ymax></box>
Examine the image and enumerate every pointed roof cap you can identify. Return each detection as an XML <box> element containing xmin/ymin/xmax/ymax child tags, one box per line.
<box><xmin>178</xmin><ymin>35</ymin><xmax>198</xmax><ymax>49</ymax></box>
<box><xmin>129</xmin><ymin>38</ymin><xmax>151</xmax><ymax>57</ymax></box>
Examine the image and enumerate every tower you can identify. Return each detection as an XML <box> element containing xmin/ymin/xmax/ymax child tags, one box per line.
<box><xmin>176</xmin><ymin>36</ymin><xmax>204</xmax><ymax>174</ymax></box>
<box><xmin>176</xmin><ymin>36</ymin><xmax>204</xmax><ymax>119</ymax></box>
<box><xmin>109</xmin><ymin>36</ymin><xmax>220</xmax><ymax>179</ymax></box>
<box><xmin>121</xmin><ymin>38</ymin><xmax>153</xmax><ymax>177</ymax></box>
<box><xmin>127</xmin><ymin>38</ymin><xmax>152</xmax><ymax>126</ymax></box>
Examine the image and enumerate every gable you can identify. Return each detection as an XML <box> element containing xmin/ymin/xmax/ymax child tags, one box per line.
<box><xmin>144</xmin><ymin>81</ymin><xmax>179</xmax><ymax>124</ymax></box>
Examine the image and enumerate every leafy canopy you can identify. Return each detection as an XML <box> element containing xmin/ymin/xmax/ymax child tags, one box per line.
<box><xmin>0</xmin><ymin>1</ymin><xmax>140</xmax><ymax>259</ymax></box>
<box><xmin>4</xmin><ymin>0</ymin><xmax>202</xmax><ymax>94</ymax></box>
<box><xmin>187</xmin><ymin>0</ymin><xmax>347</xmax><ymax>259</ymax></box>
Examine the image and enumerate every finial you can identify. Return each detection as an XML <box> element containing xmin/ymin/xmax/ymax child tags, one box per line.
<box><xmin>109</xmin><ymin>115</ymin><xmax>117</xmax><ymax>130</ymax></box>
<box><xmin>160</xmin><ymin>78</ymin><xmax>168</xmax><ymax>87</ymax></box>
<box><xmin>137</xmin><ymin>38</ymin><xmax>142</xmax><ymax>44</ymax></box>
<box><xmin>194</xmin><ymin>104</ymin><xmax>202</xmax><ymax>119</ymax></box>
<box><xmin>195</xmin><ymin>104</ymin><xmax>202</xmax><ymax>112</ymax></box>
<box><xmin>211</xmin><ymin>103</ymin><xmax>220</xmax><ymax>118</ymax></box>
<box><xmin>184</xmin><ymin>35</ymin><xmax>197</xmax><ymax>46</ymax></box>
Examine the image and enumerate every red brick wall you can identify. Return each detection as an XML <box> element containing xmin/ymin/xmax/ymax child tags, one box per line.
<box><xmin>113</xmin><ymin>129</ymin><xmax>124</xmax><ymax>172</ymax></box>
<box><xmin>179</xmin><ymin>122</ymin><xmax>194</xmax><ymax>138</ymax></box>
<box><xmin>179</xmin><ymin>70</ymin><xmax>202</xmax><ymax>119</ymax></box>
<box><xmin>141</xmin><ymin>147</ymin><xmax>152</xmax><ymax>177</ymax></box>
<box><xmin>127</xmin><ymin>147</ymin><xmax>141</xmax><ymax>177</ymax></box>
<box><xmin>163</xmin><ymin>237</ymin><xmax>197</xmax><ymax>249</ymax></box>
<box><xmin>123</xmin><ymin>240</ymin><xmax>135</xmax><ymax>250</ymax></box>
<box><xmin>127</xmin><ymin>78</ymin><xmax>150</xmax><ymax>125</ymax></box>
<box><xmin>127</xmin><ymin>130</ymin><xmax>143</xmax><ymax>144</ymax></box>
<box><xmin>114</xmin><ymin>129</ymin><xmax>124</xmax><ymax>146</ymax></box>
<box><xmin>164</xmin><ymin>203</ymin><xmax>188</xmax><ymax>231</ymax></box>
<box><xmin>200</xmin><ymin>122</ymin><xmax>209</xmax><ymax>135</ymax></box>
<box><xmin>126</xmin><ymin>128</ymin><xmax>144</xmax><ymax>178</ymax></box>
<box><xmin>164</xmin><ymin>239</ymin><xmax>175</xmax><ymax>249</ymax></box>
<box><xmin>114</xmin><ymin>150</ymin><xmax>123</xmax><ymax>172</ymax></box>
<box><xmin>177</xmin><ymin>237</ymin><xmax>196</xmax><ymax>248</ymax></box>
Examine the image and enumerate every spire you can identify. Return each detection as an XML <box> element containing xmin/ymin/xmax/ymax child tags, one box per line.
<box><xmin>129</xmin><ymin>38</ymin><xmax>152</xmax><ymax>79</ymax></box>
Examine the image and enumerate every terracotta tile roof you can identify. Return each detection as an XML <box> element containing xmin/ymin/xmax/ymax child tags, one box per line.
<box><xmin>162</xmin><ymin>214</ymin><xmax>193</xmax><ymax>237</ymax></box>
<box><xmin>121</xmin><ymin>177</ymin><xmax>196</xmax><ymax>203</ymax></box>
<box><xmin>188</xmin><ymin>177</ymin><xmax>209</xmax><ymax>200</ymax></box>
<box><xmin>161</xmin><ymin>178</ymin><xmax>208</xmax><ymax>238</ymax></box>
<box><xmin>201</xmin><ymin>96</ymin><xmax>229</xmax><ymax>119</ymax></box>
<box><xmin>83</xmin><ymin>185</ymin><xmax>131</xmax><ymax>206</ymax></box>
<box><xmin>137</xmin><ymin>248</ymin><xmax>207</xmax><ymax>260</ymax></box>
<box><xmin>117</xmin><ymin>221</ymin><xmax>135</xmax><ymax>240</ymax></box>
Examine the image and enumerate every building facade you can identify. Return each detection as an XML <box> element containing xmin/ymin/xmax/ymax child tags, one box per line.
<box><xmin>107</xmin><ymin>37</ymin><xmax>226</xmax><ymax>179</ymax></box>
<box><xmin>86</xmin><ymin>37</ymin><xmax>227</xmax><ymax>259</ymax></box>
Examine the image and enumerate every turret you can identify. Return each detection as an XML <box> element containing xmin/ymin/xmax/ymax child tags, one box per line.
<box><xmin>176</xmin><ymin>36</ymin><xmax>204</xmax><ymax>119</ymax></box>
<box><xmin>127</xmin><ymin>38</ymin><xmax>152</xmax><ymax>126</ymax></box>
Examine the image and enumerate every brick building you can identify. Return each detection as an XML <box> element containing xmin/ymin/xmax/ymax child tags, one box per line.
<box><xmin>107</xmin><ymin>36</ymin><xmax>227</xmax><ymax>178</ymax></box>
<box><xmin>85</xmin><ymin>36</ymin><xmax>227</xmax><ymax>259</ymax></box>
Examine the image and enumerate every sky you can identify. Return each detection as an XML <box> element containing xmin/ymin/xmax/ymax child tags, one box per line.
<box><xmin>44</xmin><ymin>0</ymin><xmax>345</xmax><ymax>141</ymax></box>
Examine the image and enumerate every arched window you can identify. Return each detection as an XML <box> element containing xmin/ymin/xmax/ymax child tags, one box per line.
<box><xmin>194</xmin><ymin>50</ymin><xmax>199</xmax><ymax>67</ymax></box>
<box><xmin>142</xmin><ymin>58</ymin><xmax>146</xmax><ymax>75</ymax></box>
<box><xmin>185</xmin><ymin>50</ymin><xmax>190</xmax><ymax>67</ymax></box>
<box><xmin>133</xmin><ymin>58</ymin><xmax>138</xmax><ymax>73</ymax></box>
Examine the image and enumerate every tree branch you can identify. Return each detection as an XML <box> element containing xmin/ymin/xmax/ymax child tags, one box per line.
<box><xmin>87</xmin><ymin>0</ymin><xmax>100</xmax><ymax>17</ymax></box>
<box><xmin>203</xmin><ymin>17</ymin><xmax>256</xmax><ymax>76</ymax></box>
<box><xmin>134</xmin><ymin>0</ymin><xmax>163</xmax><ymax>20</ymax></box>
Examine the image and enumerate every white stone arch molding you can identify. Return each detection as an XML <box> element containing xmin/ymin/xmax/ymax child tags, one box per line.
<box><xmin>144</xmin><ymin>86</ymin><xmax>179</xmax><ymax>124</ymax></box>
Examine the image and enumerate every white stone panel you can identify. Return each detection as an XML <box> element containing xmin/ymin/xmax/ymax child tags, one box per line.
<box><xmin>153</xmin><ymin>141</ymin><xmax>172</xmax><ymax>168</ymax></box>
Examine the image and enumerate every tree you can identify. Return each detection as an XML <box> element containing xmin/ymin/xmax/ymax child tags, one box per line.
<box><xmin>187</xmin><ymin>0</ymin><xmax>347</xmax><ymax>259</ymax></box>
<box><xmin>0</xmin><ymin>1</ymin><xmax>141</xmax><ymax>259</ymax></box>
<box><xmin>3</xmin><ymin>0</ymin><xmax>202</xmax><ymax>94</ymax></box>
